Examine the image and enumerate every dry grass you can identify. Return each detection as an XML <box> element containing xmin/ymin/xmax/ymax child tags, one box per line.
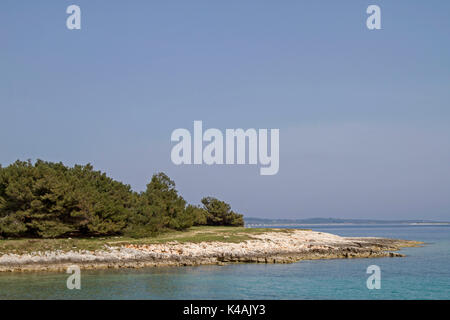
<box><xmin>0</xmin><ymin>226</ymin><xmax>295</xmax><ymax>255</ymax></box>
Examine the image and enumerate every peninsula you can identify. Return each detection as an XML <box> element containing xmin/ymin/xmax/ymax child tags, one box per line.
<box><xmin>0</xmin><ymin>226</ymin><xmax>421</xmax><ymax>272</ymax></box>
<box><xmin>0</xmin><ymin>161</ymin><xmax>421</xmax><ymax>273</ymax></box>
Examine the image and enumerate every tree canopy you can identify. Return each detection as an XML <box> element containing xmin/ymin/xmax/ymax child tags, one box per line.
<box><xmin>0</xmin><ymin>160</ymin><xmax>244</xmax><ymax>239</ymax></box>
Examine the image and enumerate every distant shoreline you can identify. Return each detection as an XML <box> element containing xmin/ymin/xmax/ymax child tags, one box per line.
<box><xmin>246</xmin><ymin>222</ymin><xmax>450</xmax><ymax>227</ymax></box>
<box><xmin>0</xmin><ymin>227</ymin><xmax>422</xmax><ymax>273</ymax></box>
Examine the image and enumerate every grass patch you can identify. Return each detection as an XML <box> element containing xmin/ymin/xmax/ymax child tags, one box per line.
<box><xmin>0</xmin><ymin>226</ymin><xmax>293</xmax><ymax>255</ymax></box>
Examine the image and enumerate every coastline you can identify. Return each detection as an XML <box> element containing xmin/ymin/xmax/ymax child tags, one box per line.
<box><xmin>0</xmin><ymin>229</ymin><xmax>422</xmax><ymax>273</ymax></box>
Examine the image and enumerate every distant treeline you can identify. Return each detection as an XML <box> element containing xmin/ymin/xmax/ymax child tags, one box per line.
<box><xmin>0</xmin><ymin>160</ymin><xmax>244</xmax><ymax>238</ymax></box>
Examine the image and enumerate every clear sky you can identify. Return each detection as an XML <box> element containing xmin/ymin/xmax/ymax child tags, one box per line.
<box><xmin>1</xmin><ymin>1</ymin><xmax>449</xmax><ymax>220</ymax></box>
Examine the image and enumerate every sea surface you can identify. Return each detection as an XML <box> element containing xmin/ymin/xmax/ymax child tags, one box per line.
<box><xmin>0</xmin><ymin>225</ymin><xmax>449</xmax><ymax>300</ymax></box>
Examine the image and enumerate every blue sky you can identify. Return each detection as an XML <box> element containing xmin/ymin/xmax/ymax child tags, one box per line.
<box><xmin>1</xmin><ymin>1</ymin><xmax>450</xmax><ymax>220</ymax></box>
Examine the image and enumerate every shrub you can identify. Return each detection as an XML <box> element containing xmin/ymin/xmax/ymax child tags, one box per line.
<box><xmin>201</xmin><ymin>197</ymin><xmax>244</xmax><ymax>226</ymax></box>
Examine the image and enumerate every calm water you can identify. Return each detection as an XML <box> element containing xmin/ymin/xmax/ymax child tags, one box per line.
<box><xmin>0</xmin><ymin>225</ymin><xmax>449</xmax><ymax>299</ymax></box>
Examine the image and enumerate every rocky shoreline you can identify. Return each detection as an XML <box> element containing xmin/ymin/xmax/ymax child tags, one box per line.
<box><xmin>0</xmin><ymin>230</ymin><xmax>422</xmax><ymax>272</ymax></box>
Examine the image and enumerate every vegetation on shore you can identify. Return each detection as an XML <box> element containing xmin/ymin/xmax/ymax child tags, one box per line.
<box><xmin>0</xmin><ymin>160</ymin><xmax>244</xmax><ymax>239</ymax></box>
<box><xmin>0</xmin><ymin>226</ymin><xmax>294</xmax><ymax>255</ymax></box>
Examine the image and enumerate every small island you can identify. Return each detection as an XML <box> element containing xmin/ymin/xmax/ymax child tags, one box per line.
<box><xmin>0</xmin><ymin>160</ymin><xmax>421</xmax><ymax>272</ymax></box>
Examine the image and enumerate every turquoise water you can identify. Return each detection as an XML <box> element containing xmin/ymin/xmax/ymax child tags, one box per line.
<box><xmin>0</xmin><ymin>225</ymin><xmax>449</xmax><ymax>299</ymax></box>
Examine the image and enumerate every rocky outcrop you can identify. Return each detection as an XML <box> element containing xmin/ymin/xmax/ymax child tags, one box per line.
<box><xmin>0</xmin><ymin>230</ymin><xmax>422</xmax><ymax>272</ymax></box>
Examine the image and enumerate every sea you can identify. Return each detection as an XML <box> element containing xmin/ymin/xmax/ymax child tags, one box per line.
<box><xmin>0</xmin><ymin>224</ymin><xmax>449</xmax><ymax>300</ymax></box>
